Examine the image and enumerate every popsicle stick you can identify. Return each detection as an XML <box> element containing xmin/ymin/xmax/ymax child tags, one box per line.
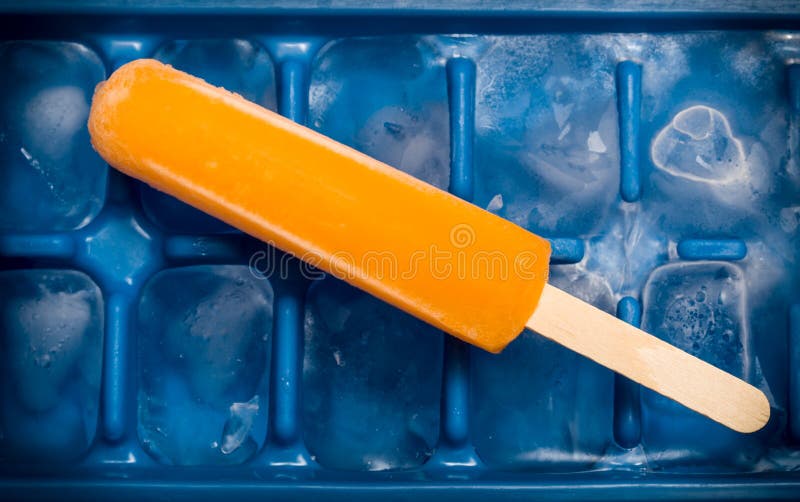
<box><xmin>526</xmin><ymin>284</ymin><xmax>770</xmax><ymax>433</ymax></box>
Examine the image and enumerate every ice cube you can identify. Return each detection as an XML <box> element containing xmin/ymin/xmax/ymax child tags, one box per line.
<box><xmin>473</xmin><ymin>35</ymin><xmax>619</xmax><ymax>236</ymax></box>
<box><xmin>0</xmin><ymin>269</ymin><xmax>103</xmax><ymax>461</ymax></box>
<box><xmin>155</xmin><ymin>39</ymin><xmax>276</xmax><ymax>109</ymax></box>
<box><xmin>641</xmin><ymin>262</ymin><xmax>762</xmax><ymax>469</ymax></box>
<box><xmin>309</xmin><ymin>37</ymin><xmax>450</xmax><ymax>189</ymax></box>
<box><xmin>137</xmin><ymin>266</ymin><xmax>271</xmax><ymax>465</ymax></box>
<box><xmin>303</xmin><ymin>278</ymin><xmax>442</xmax><ymax>470</ymax></box>
<box><xmin>0</xmin><ymin>42</ymin><xmax>107</xmax><ymax>231</ymax></box>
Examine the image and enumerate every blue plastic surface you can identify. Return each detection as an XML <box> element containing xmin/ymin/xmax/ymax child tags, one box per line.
<box><xmin>1</xmin><ymin>3</ymin><xmax>800</xmax><ymax>501</ymax></box>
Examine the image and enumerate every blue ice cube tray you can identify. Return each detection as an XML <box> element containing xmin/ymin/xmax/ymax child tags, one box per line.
<box><xmin>2</xmin><ymin>2</ymin><xmax>800</xmax><ymax>500</ymax></box>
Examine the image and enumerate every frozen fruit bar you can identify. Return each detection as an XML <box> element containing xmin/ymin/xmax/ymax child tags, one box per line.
<box><xmin>89</xmin><ymin>60</ymin><xmax>769</xmax><ymax>434</ymax></box>
<box><xmin>88</xmin><ymin>59</ymin><xmax>551</xmax><ymax>354</ymax></box>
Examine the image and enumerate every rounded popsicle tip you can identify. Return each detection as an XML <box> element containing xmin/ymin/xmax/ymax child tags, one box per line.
<box><xmin>89</xmin><ymin>59</ymin><xmax>164</xmax><ymax>159</ymax></box>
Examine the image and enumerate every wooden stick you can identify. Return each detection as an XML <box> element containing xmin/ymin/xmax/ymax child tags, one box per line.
<box><xmin>527</xmin><ymin>284</ymin><xmax>770</xmax><ymax>433</ymax></box>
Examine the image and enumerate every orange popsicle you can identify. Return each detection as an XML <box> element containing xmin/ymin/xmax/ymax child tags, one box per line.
<box><xmin>89</xmin><ymin>59</ymin><xmax>550</xmax><ymax>354</ymax></box>
<box><xmin>89</xmin><ymin>59</ymin><xmax>770</xmax><ymax>434</ymax></box>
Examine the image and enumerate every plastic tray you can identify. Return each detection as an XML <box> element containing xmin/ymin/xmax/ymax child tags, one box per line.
<box><xmin>1</xmin><ymin>2</ymin><xmax>800</xmax><ymax>500</ymax></box>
